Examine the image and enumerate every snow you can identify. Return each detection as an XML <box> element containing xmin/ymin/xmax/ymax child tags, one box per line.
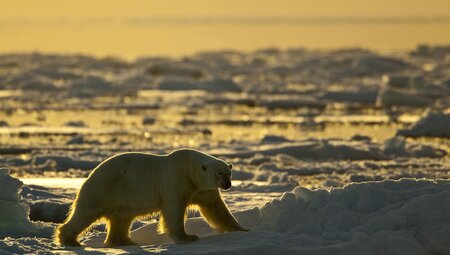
<box><xmin>157</xmin><ymin>78</ymin><xmax>241</xmax><ymax>92</ymax></box>
<box><xmin>398</xmin><ymin>111</ymin><xmax>450</xmax><ymax>138</ymax></box>
<box><xmin>376</xmin><ymin>87</ymin><xmax>433</xmax><ymax>107</ymax></box>
<box><xmin>0</xmin><ymin>47</ymin><xmax>449</xmax><ymax>254</ymax></box>
<box><xmin>0</xmin><ymin>168</ymin><xmax>52</xmax><ymax>240</ymax></box>
<box><xmin>222</xmin><ymin>138</ymin><xmax>446</xmax><ymax>160</ymax></box>
<box><xmin>383</xmin><ymin>136</ymin><xmax>446</xmax><ymax>158</ymax></box>
<box><xmin>2</xmin><ymin>168</ymin><xmax>450</xmax><ymax>254</ymax></box>
<box><xmin>79</xmin><ymin>179</ymin><xmax>450</xmax><ymax>255</ymax></box>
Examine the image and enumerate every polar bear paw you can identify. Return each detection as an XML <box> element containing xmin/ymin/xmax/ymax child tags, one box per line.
<box><xmin>172</xmin><ymin>234</ymin><xmax>199</xmax><ymax>244</ymax></box>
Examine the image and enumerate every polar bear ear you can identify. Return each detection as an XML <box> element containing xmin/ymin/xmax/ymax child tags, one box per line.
<box><xmin>228</xmin><ymin>163</ymin><xmax>233</xmax><ymax>170</ymax></box>
<box><xmin>202</xmin><ymin>164</ymin><xmax>207</xmax><ymax>171</ymax></box>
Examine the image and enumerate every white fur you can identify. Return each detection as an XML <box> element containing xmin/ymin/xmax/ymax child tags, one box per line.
<box><xmin>54</xmin><ymin>149</ymin><xmax>247</xmax><ymax>246</ymax></box>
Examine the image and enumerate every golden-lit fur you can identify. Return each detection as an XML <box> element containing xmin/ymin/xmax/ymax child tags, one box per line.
<box><xmin>54</xmin><ymin>149</ymin><xmax>247</xmax><ymax>247</ymax></box>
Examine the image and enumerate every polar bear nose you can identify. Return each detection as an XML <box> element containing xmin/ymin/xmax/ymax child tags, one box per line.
<box><xmin>222</xmin><ymin>180</ymin><xmax>232</xmax><ymax>190</ymax></box>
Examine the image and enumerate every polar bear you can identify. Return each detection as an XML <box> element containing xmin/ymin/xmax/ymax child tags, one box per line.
<box><xmin>55</xmin><ymin>149</ymin><xmax>248</xmax><ymax>246</ymax></box>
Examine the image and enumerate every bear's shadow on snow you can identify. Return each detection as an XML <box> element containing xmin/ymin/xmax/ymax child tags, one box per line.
<box><xmin>69</xmin><ymin>245</ymin><xmax>151</xmax><ymax>255</ymax></box>
<box><xmin>82</xmin><ymin>216</ymin><xmax>268</xmax><ymax>250</ymax></box>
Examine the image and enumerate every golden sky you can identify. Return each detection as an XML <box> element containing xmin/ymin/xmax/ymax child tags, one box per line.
<box><xmin>1</xmin><ymin>0</ymin><xmax>450</xmax><ymax>18</ymax></box>
<box><xmin>1</xmin><ymin>0</ymin><xmax>450</xmax><ymax>57</ymax></box>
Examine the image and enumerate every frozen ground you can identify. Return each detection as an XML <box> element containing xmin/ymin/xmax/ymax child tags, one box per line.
<box><xmin>0</xmin><ymin>46</ymin><xmax>449</xmax><ymax>254</ymax></box>
<box><xmin>2</xmin><ymin>168</ymin><xmax>450</xmax><ymax>255</ymax></box>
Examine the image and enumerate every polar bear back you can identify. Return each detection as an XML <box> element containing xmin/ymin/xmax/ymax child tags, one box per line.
<box><xmin>76</xmin><ymin>152</ymin><xmax>187</xmax><ymax>215</ymax></box>
<box><xmin>74</xmin><ymin>150</ymin><xmax>215</xmax><ymax>215</ymax></box>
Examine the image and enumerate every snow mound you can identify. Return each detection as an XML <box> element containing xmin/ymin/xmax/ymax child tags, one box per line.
<box><xmin>398</xmin><ymin>111</ymin><xmax>450</xmax><ymax>138</ymax></box>
<box><xmin>258</xmin><ymin>179</ymin><xmax>450</xmax><ymax>254</ymax></box>
<box><xmin>146</xmin><ymin>64</ymin><xmax>203</xmax><ymax>78</ymax></box>
<box><xmin>157</xmin><ymin>78</ymin><xmax>241</xmax><ymax>92</ymax></box>
<box><xmin>82</xmin><ymin>179</ymin><xmax>450</xmax><ymax>255</ymax></box>
<box><xmin>223</xmin><ymin>138</ymin><xmax>445</xmax><ymax>160</ymax></box>
<box><xmin>376</xmin><ymin>88</ymin><xmax>433</xmax><ymax>107</ymax></box>
<box><xmin>350</xmin><ymin>56</ymin><xmax>411</xmax><ymax>75</ymax></box>
<box><xmin>0</xmin><ymin>168</ymin><xmax>51</xmax><ymax>239</ymax></box>
<box><xmin>0</xmin><ymin>237</ymin><xmax>55</xmax><ymax>254</ymax></box>
<box><xmin>32</xmin><ymin>155</ymin><xmax>100</xmax><ymax>171</ymax></box>
<box><xmin>225</xmin><ymin>139</ymin><xmax>384</xmax><ymax>160</ymax></box>
<box><xmin>383</xmin><ymin>136</ymin><xmax>446</xmax><ymax>158</ymax></box>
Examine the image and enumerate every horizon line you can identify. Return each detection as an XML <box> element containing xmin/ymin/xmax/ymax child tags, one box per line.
<box><xmin>1</xmin><ymin>15</ymin><xmax>450</xmax><ymax>26</ymax></box>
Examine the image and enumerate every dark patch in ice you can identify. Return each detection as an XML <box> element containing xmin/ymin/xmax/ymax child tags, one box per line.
<box><xmin>142</xmin><ymin>116</ymin><xmax>156</xmax><ymax>125</ymax></box>
<box><xmin>64</xmin><ymin>120</ymin><xmax>86</xmax><ymax>127</ymax></box>
<box><xmin>261</xmin><ymin>135</ymin><xmax>291</xmax><ymax>143</ymax></box>
<box><xmin>158</xmin><ymin>78</ymin><xmax>241</xmax><ymax>92</ymax></box>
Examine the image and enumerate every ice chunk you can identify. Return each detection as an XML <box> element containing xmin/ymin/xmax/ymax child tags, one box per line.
<box><xmin>376</xmin><ymin>87</ymin><xmax>433</xmax><ymax>107</ymax></box>
<box><xmin>398</xmin><ymin>110</ymin><xmax>450</xmax><ymax>138</ymax></box>
<box><xmin>158</xmin><ymin>78</ymin><xmax>241</xmax><ymax>92</ymax></box>
<box><xmin>0</xmin><ymin>168</ymin><xmax>51</xmax><ymax>238</ymax></box>
<box><xmin>227</xmin><ymin>139</ymin><xmax>385</xmax><ymax>160</ymax></box>
<box><xmin>75</xmin><ymin>178</ymin><xmax>450</xmax><ymax>254</ymax></box>
<box><xmin>260</xmin><ymin>135</ymin><xmax>291</xmax><ymax>143</ymax></box>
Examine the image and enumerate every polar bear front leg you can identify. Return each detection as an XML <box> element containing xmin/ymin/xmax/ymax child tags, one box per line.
<box><xmin>161</xmin><ymin>201</ymin><xmax>198</xmax><ymax>244</ymax></box>
<box><xmin>192</xmin><ymin>190</ymin><xmax>249</xmax><ymax>232</ymax></box>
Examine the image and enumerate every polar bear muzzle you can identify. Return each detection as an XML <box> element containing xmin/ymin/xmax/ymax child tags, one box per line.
<box><xmin>222</xmin><ymin>179</ymin><xmax>232</xmax><ymax>190</ymax></box>
<box><xmin>219</xmin><ymin>173</ymin><xmax>232</xmax><ymax>190</ymax></box>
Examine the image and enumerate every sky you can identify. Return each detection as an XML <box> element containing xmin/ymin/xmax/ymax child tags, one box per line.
<box><xmin>1</xmin><ymin>0</ymin><xmax>449</xmax><ymax>58</ymax></box>
<box><xmin>1</xmin><ymin>0</ymin><xmax>450</xmax><ymax>18</ymax></box>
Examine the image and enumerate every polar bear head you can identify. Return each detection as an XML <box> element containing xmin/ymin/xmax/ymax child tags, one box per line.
<box><xmin>199</xmin><ymin>159</ymin><xmax>233</xmax><ymax>191</ymax></box>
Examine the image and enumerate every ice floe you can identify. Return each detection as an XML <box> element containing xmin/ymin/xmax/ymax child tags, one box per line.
<box><xmin>398</xmin><ymin>110</ymin><xmax>450</xmax><ymax>138</ymax></box>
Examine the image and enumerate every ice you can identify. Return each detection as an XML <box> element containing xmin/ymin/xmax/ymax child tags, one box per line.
<box><xmin>78</xmin><ymin>179</ymin><xmax>450</xmax><ymax>255</ymax></box>
<box><xmin>383</xmin><ymin>136</ymin><xmax>446</xmax><ymax>158</ymax></box>
<box><xmin>376</xmin><ymin>74</ymin><xmax>448</xmax><ymax>107</ymax></box>
<box><xmin>0</xmin><ymin>237</ymin><xmax>55</xmax><ymax>254</ymax></box>
<box><xmin>0</xmin><ymin>47</ymin><xmax>449</xmax><ymax>254</ymax></box>
<box><xmin>142</xmin><ymin>116</ymin><xmax>156</xmax><ymax>125</ymax></box>
<box><xmin>224</xmin><ymin>137</ymin><xmax>447</xmax><ymax>162</ymax></box>
<box><xmin>258</xmin><ymin>95</ymin><xmax>324</xmax><ymax>110</ymax></box>
<box><xmin>229</xmin><ymin>169</ymin><xmax>254</xmax><ymax>180</ymax></box>
<box><xmin>2</xmin><ymin>169</ymin><xmax>450</xmax><ymax>254</ymax></box>
<box><xmin>32</xmin><ymin>155</ymin><xmax>100</xmax><ymax>171</ymax></box>
<box><xmin>146</xmin><ymin>64</ymin><xmax>204</xmax><ymax>78</ymax></box>
<box><xmin>225</xmin><ymin>139</ymin><xmax>385</xmax><ymax>160</ymax></box>
<box><xmin>157</xmin><ymin>78</ymin><xmax>241</xmax><ymax>92</ymax></box>
<box><xmin>348</xmin><ymin>56</ymin><xmax>411</xmax><ymax>75</ymax></box>
<box><xmin>376</xmin><ymin>88</ymin><xmax>433</xmax><ymax>107</ymax></box>
<box><xmin>383</xmin><ymin>74</ymin><xmax>427</xmax><ymax>90</ymax></box>
<box><xmin>64</xmin><ymin>121</ymin><xmax>86</xmax><ymax>127</ymax></box>
<box><xmin>398</xmin><ymin>110</ymin><xmax>450</xmax><ymax>138</ymax></box>
<box><xmin>0</xmin><ymin>168</ymin><xmax>51</xmax><ymax>239</ymax></box>
<box><xmin>320</xmin><ymin>89</ymin><xmax>378</xmax><ymax>104</ymax></box>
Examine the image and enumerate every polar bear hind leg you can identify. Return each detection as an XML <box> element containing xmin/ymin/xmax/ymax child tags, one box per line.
<box><xmin>55</xmin><ymin>206</ymin><xmax>98</xmax><ymax>246</ymax></box>
<box><xmin>104</xmin><ymin>215</ymin><xmax>136</xmax><ymax>246</ymax></box>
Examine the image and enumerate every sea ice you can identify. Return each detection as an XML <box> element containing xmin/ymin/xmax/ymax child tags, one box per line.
<box><xmin>0</xmin><ymin>168</ymin><xmax>51</xmax><ymax>239</ymax></box>
<box><xmin>398</xmin><ymin>110</ymin><xmax>450</xmax><ymax>138</ymax></box>
<box><xmin>81</xmin><ymin>179</ymin><xmax>450</xmax><ymax>255</ymax></box>
<box><xmin>1</xmin><ymin>169</ymin><xmax>449</xmax><ymax>254</ymax></box>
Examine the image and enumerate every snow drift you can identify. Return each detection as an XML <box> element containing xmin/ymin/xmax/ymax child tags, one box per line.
<box><xmin>398</xmin><ymin>111</ymin><xmax>450</xmax><ymax>138</ymax></box>
<box><xmin>1</xmin><ymin>168</ymin><xmax>449</xmax><ymax>254</ymax></box>
<box><xmin>221</xmin><ymin>138</ymin><xmax>446</xmax><ymax>160</ymax></box>
<box><xmin>0</xmin><ymin>168</ymin><xmax>51</xmax><ymax>239</ymax></box>
<box><xmin>81</xmin><ymin>179</ymin><xmax>450</xmax><ymax>255</ymax></box>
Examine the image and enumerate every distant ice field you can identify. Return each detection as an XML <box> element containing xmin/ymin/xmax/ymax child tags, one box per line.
<box><xmin>0</xmin><ymin>47</ymin><xmax>449</xmax><ymax>254</ymax></box>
